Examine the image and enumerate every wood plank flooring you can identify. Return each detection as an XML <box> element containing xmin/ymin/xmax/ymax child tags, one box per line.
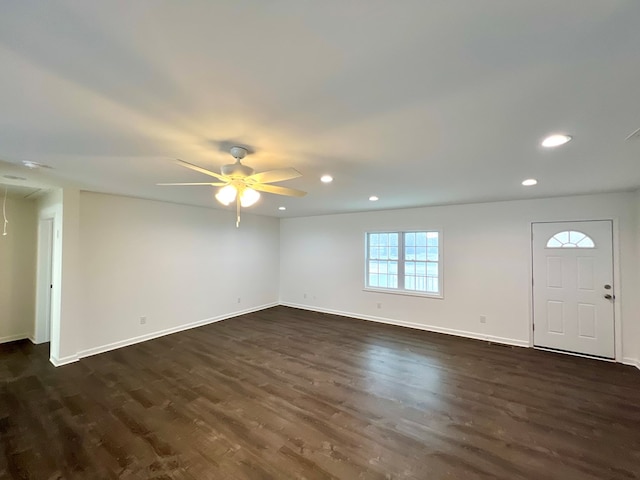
<box><xmin>1</xmin><ymin>306</ymin><xmax>639</xmax><ymax>479</ymax></box>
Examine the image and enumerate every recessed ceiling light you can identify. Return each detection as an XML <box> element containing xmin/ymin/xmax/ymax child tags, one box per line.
<box><xmin>320</xmin><ymin>175</ymin><xmax>333</xmax><ymax>183</ymax></box>
<box><xmin>541</xmin><ymin>134</ymin><xmax>572</xmax><ymax>148</ymax></box>
<box><xmin>278</xmin><ymin>206</ymin><xmax>286</xmax><ymax>211</ymax></box>
<box><xmin>522</xmin><ymin>178</ymin><xmax>538</xmax><ymax>186</ymax></box>
<box><xmin>369</xmin><ymin>196</ymin><xmax>379</xmax><ymax>201</ymax></box>
<box><xmin>3</xmin><ymin>175</ymin><xmax>27</xmax><ymax>180</ymax></box>
<box><xmin>21</xmin><ymin>160</ymin><xmax>52</xmax><ymax>169</ymax></box>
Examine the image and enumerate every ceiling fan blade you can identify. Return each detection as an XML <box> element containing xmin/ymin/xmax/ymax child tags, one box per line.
<box><xmin>176</xmin><ymin>159</ymin><xmax>227</xmax><ymax>181</ymax></box>
<box><xmin>247</xmin><ymin>168</ymin><xmax>302</xmax><ymax>184</ymax></box>
<box><xmin>156</xmin><ymin>182</ymin><xmax>227</xmax><ymax>186</ymax></box>
<box><xmin>252</xmin><ymin>183</ymin><xmax>307</xmax><ymax>197</ymax></box>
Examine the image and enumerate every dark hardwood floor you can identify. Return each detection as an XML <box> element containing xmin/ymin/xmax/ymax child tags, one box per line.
<box><xmin>1</xmin><ymin>306</ymin><xmax>639</xmax><ymax>479</ymax></box>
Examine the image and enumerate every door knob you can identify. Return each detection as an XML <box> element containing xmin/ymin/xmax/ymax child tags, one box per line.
<box><xmin>604</xmin><ymin>284</ymin><xmax>611</xmax><ymax>290</ymax></box>
<box><xmin>604</xmin><ymin>294</ymin><xmax>614</xmax><ymax>300</ymax></box>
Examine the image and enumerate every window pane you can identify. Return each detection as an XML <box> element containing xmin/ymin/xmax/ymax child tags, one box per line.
<box><xmin>427</xmin><ymin>247</ymin><xmax>438</xmax><ymax>261</ymax></box>
<box><xmin>389</xmin><ymin>234</ymin><xmax>399</xmax><ymax>246</ymax></box>
<box><xmin>389</xmin><ymin>262</ymin><xmax>398</xmax><ymax>274</ymax></box>
<box><xmin>369</xmin><ymin>261</ymin><xmax>378</xmax><ymax>273</ymax></box>
<box><xmin>390</xmin><ymin>247</ymin><xmax>399</xmax><ymax>260</ymax></box>
<box><xmin>370</xmin><ymin>234</ymin><xmax>379</xmax><ymax>246</ymax></box>
<box><xmin>379</xmin><ymin>262</ymin><xmax>388</xmax><ymax>274</ymax></box>
<box><xmin>416</xmin><ymin>246</ymin><xmax>427</xmax><ymax>260</ymax></box>
<box><xmin>405</xmin><ymin>262</ymin><xmax>415</xmax><ymax>274</ymax></box>
<box><xmin>427</xmin><ymin>277</ymin><xmax>438</xmax><ymax>293</ymax></box>
<box><xmin>547</xmin><ymin>230</ymin><xmax>595</xmax><ymax>249</ymax></box>
<box><xmin>415</xmin><ymin>276</ymin><xmax>426</xmax><ymax>291</ymax></box>
<box><xmin>379</xmin><ymin>246</ymin><xmax>389</xmax><ymax>259</ymax></box>
<box><xmin>406</xmin><ymin>246</ymin><xmax>415</xmax><ymax>260</ymax></box>
<box><xmin>369</xmin><ymin>274</ymin><xmax>378</xmax><ymax>287</ymax></box>
<box><xmin>370</xmin><ymin>245</ymin><xmax>378</xmax><ymax>259</ymax></box>
<box><xmin>405</xmin><ymin>276</ymin><xmax>415</xmax><ymax>290</ymax></box>
<box><xmin>405</xmin><ymin>232</ymin><xmax>415</xmax><ymax>246</ymax></box>
<box><xmin>416</xmin><ymin>232</ymin><xmax>427</xmax><ymax>246</ymax></box>
<box><xmin>547</xmin><ymin>238</ymin><xmax>563</xmax><ymax>248</ymax></box>
<box><xmin>380</xmin><ymin>234</ymin><xmax>389</xmax><ymax>246</ymax></box>
<box><xmin>577</xmin><ymin>237</ymin><xmax>595</xmax><ymax>248</ymax></box>
<box><xmin>379</xmin><ymin>274</ymin><xmax>388</xmax><ymax>287</ymax></box>
<box><xmin>389</xmin><ymin>275</ymin><xmax>398</xmax><ymax>288</ymax></box>
<box><xmin>427</xmin><ymin>232</ymin><xmax>438</xmax><ymax>246</ymax></box>
<box><xmin>569</xmin><ymin>231</ymin><xmax>585</xmax><ymax>244</ymax></box>
<box><xmin>416</xmin><ymin>262</ymin><xmax>426</xmax><ymax>275</ymax></box>
<box><xmin>427</xmin><ymin>262</ymin><xmax>438</xmax><ymax>276</ymax></box>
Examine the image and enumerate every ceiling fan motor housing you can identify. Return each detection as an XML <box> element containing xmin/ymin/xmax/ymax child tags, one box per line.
<box><xmin>221</xmin><ymin>162</ymin><xmax>254</xmax><ymax>177</ymax></box>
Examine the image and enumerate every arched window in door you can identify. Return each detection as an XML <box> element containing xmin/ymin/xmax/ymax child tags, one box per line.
<box><xmin>546</xmin><ymin>230</ymin><xmax>595</xmax><ymax>248</ymax></box>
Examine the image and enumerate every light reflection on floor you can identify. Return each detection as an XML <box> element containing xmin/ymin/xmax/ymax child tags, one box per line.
<box><xmin>361</xmin><ymin>341</ymin><xmax>444</xmax><ymax>408</ymax></box>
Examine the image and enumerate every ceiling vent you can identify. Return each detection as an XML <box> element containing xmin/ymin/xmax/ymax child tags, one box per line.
<box><xmin>625</xmin><ymin>126</ymin><xmax>640</xmax><ymax>141</ymax></box>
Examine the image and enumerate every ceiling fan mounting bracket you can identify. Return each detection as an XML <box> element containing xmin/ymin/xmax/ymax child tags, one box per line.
<box><xmin>229</xmin><ymin>146</ymin><xmax>248</xmax><ymax>160</ymax></box>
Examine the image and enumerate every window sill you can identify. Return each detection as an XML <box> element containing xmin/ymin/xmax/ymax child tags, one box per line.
<box><xmin>363</xmin><ymin>287</ymin><xmax>444</xmax><ymax>299</ymax></box>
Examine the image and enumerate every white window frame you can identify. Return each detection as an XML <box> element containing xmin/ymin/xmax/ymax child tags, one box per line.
<box><xmin>364</xmin><ymin>230</ymin><xmax>443</xmax><ymax>299</ymax></box>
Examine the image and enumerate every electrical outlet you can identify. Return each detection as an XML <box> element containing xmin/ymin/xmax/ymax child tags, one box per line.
<box><xmin>140</xmin><ymin>316</ymin><xmax>147</xmax><ymax>325</ymax></box>
<box><xmin>480</xmin><ymin>315</ymin><xmax>487</xmax><ymax>324</ymax></box>
<box><xmin>377</xmin><ymin>303</ymin><xmax>382</xmax><ymax>309</ymax></box>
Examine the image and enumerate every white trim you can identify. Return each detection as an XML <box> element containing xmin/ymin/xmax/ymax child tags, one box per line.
<box><xmin>75</xmin><ymin>302</ymin><xmax>278</xmax><ymax>361</ymax></box>
<box><xmin>280</xmin><ymin>302</ymin><xmax>529</xmax><ymax>348</ymax></box>
<box><xmin>50</xmin><ymin>354</ymin><xmax>79</xmax><ymax>366</ymax></box>
<box><xmin>363</xmin><ymin>287</ymin><xmax>443</xmax><ymax>299</ymax></box>
<box><xmin>0</xmin><ymin>333</ymin><xmax>30</xmax><ymax>344</ymax></box>
<box><xmin>623</xmin><ymin>357</ymin><xmax>640</xmax><ymax>371</ymax></box>
<box><xmin>534</xmin><ymin>346</ymin><xmax>615</xmax><ymax>362</ymax></box>
<box><xmin>611</xmin><ymin>218</ymin><xmax>623</xmax><ymax>363</ymax></box>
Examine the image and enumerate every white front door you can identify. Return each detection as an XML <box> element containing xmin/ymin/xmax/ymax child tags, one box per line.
<box><xmin>532</xmin><ymin>221</ymin><xmax>615</xmax><ymax>358</ymax></box>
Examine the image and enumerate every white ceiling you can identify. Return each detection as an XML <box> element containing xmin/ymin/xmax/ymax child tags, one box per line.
<box><xmin>0</xmin><ymin>183</ymin><xmax>47</xmax><ymax>200</ymax></box>
<box><xmin>0</xmin><ymin>1</ymin><xmax>639</xmax><ymax>218</ymax></box>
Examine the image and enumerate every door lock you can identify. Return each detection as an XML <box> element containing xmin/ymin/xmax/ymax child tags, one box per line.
<box><xmin>604</xmin><ymin>294</ymin><xmax>615</xmax><ymax>300</ymax></box>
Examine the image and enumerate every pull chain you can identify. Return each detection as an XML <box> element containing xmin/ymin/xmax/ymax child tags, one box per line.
<box><xmin>2</xmin><ymin>186</ymin><xmax>8</xmax><ymax>236</ymax></box>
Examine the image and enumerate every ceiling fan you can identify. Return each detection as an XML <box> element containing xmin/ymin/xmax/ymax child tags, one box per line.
<box><xmin>158</xmin><ymin>146</ymin><xmax>306</xmax><ymax>227</ymax></box>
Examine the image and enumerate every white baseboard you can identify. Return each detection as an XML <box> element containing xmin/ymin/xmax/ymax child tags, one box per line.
<box><xmin>75</xmin><ymin>302</ymin><xmax>278</xmax><ymax>361</ymax></box>
<box><xmin>0</xmin><ymin>333</ymin><xmax>30</xmax><ymax>344</ymax></box>
<box><xmin>50</xmin><ymin>354</ymin><xmax>79</xmax><ymax>367</ymax></box>
<box><xmin>623</xmin><ymin>357</ymin><xmax>640</xmax><ymax>371</ymax></box>
<box><xmin>280</xmin><ymin>302</ymin><xmax>530</xmax><ymax>348</ymax></box>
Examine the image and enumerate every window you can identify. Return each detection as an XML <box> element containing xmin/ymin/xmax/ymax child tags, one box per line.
<box><xmin>546</xmin><ymin>230</ymin><xmax>595</xmax><ymax>249</ymax></box>
<box><xmin>365</xmin><ymin>231</ymin><xmax>441</xmax><ymax>297</ymax></box>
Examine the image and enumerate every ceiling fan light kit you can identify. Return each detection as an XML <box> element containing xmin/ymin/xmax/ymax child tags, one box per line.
<box><xmin>159</xmin><ymin>146</ymin><xmax>306</xmax><ymax>227</ymax></box>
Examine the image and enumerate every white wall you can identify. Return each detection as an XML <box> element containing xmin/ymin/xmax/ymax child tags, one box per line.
<box><xmin>280</xmin><ymin>192</ymin><xmax>640</xmax><ymax>363</ymax></box>
<box><xmin>0</xmin><ymin>196</ymin><xmax>37</xmax><ymax>343</ymax></box>
<box><xmin>77</xmin><ymin>192</ymin><xmax>280</xmax><ymax>357</ymax></box>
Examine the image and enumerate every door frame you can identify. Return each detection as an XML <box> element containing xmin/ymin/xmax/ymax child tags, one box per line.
<box><xmin>529</xmin><ymin>218</ymin><xmax>623</xmax><ymax>362</ymax></box>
